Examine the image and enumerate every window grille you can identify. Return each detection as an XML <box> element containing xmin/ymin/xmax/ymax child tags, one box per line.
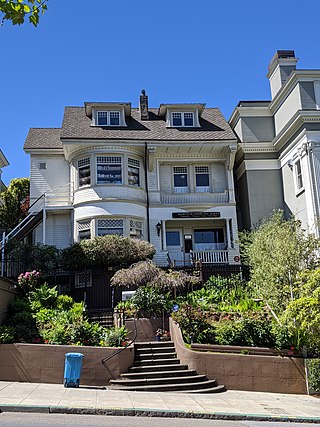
<box><xmin>97</xmin><ymin>156</ymin><xmax>121</xmax><ymax>164</ymax></box>
<box><xmin>128</xmin><ymin>158</ymin><xmax>140</xmax><ymax>167</ymax></box>
<box><xmin>195</xmin><ymin>166</ymin><xmax>209</xmax><ymax>174</ymax></box>
<box><xmin>75</xmin><ymin>271</ymin><xmax>92</xmax><ymax>289</ymax></box>
<box><xmin>173</xmin><ymin>166</ymin><xmax>188</xmax><ymax>174</ymax></box>
<box><xmin>78</xmin><ymin>158</ymin><xmax>90</xmax><ymax>167</ymax></box>
<box><xmin>130</xmin><ymin>219</ymin><xmax>143</xmax><ymax>238</ymax></box>
<box><xmin>78</xmin><ymin>220</ymin><xmax>91</xmax><ymax>231</ymax></box>
<box><xmin>98</xmin><ymin>219</ymin><xmax>123</xmax><ymax>228</ymax></box>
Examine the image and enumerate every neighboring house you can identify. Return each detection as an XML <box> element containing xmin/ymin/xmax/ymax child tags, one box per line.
<box><xmin>21</xmin><ymin>92</ymin><xmax>240</xmax><ymax>268</ymax></box>
<box><xmin>0</xmin><ymin>150</ymin><xmax>9</xmax><ymax>195</ymax></box>
<box><xmin>230</xmin><ymin>50</ymin><xmax>320</xmax><ymax>234</ymax></box>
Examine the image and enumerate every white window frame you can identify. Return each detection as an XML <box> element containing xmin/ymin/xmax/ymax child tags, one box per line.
<box><xmin>96</xmin><ymin>110</ymin><xmax>121</xmax><ymax>126</ymax></box>
<box><xmin>195</xmin><ymin>165</ymin><xmax>210</xmax><ymax>193</ymax></box>
<box><xmin>130</xmin><ymin>219</ymin><xmax>143</xmax><ymax>239</ymax></box>
<box><xmin>77</xmin><ymin>220</ymin><xmax>92</xmax><ymax>241</ymax></box>
<box><xmin>78</xmin><ymin>158</ymin><xmax>91</xmax><ymax>188</ymax></box>
<box><xmin>171</xmin><ymin>112</ymin><xmax>194</xmax><ymax>127</ymax></box>
<box><xmin>96</xmin><ymin>156</ymin><xmax>122</xmax><ymax>185</ymax></box>
<box><xmin>294</xmin><ymin>159</ymin><xmax>304</xmax><ymax>194</ymax></box>
<box><xmin>128</xmin><ymin>158</ymin><xmax>140</xmax><ymax>187</ymax></box>
<box><xmin>97</xmin><ymin>219</ymin><xmax>124</xmax><ymax>236</ymax></box>
<box><xmin>173</xmin><ymin>166</ymin><xmax>189</xmax><ymax>193</ymax></box>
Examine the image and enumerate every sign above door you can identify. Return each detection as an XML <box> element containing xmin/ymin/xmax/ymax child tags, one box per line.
<box><xmin>172</xmin><ymin>212</ymin><xmax>221</xmax><ymax>219</ymax></box>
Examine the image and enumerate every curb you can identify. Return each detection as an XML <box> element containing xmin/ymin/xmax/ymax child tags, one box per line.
<box><xmin>1</xmin><ymin>405</ymin><xmax>320</xmax><ymax>423</ymax></box>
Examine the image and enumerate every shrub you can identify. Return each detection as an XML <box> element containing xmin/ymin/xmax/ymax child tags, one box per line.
<box><xmin>62</xmin><ymin>235</ymin><xmax>155</xmax><ymax>270</ymax></box>
<box><xmin>130</xmin><ymin>285</ymin><xmax>172</xmax><ymax>318</ymax></box>
<box><xmin>0</xmin><ymin>325</ymin><xmax>15</xmax><ymax>343</ymax></box>
<box><xmin>17</xmin><ymin>270</ymin><xmax>40</xmax><ymax>295</ymax></box>
<box><xmin>101</xmin><ymin>326</ymin><xmax>128</xmax><ymax>347</ymax></box>
<box><xmin>308</xmin><ymin>359</ymin><xmax>320</xmax><ymax>392</ymax></box>
<box><xmin>28</xmin><ymin>284</ymin><xmax>58</xmax><ymax>311</ymax></box>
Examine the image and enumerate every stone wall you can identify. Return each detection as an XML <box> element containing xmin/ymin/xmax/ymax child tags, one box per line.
<box><xmin>0</xmin><ymin>343</ymin><xmax>134</xmax><ymax>386</ymax></box>
<box><xmin>0</xmin><ymin>278</ymin><xmax>18</xmax><ymax>324</ymax></box>
<box><xmin>169</xmin><ymin>318</ymin><xmax>307</xmax><ymax>394</ymax></box>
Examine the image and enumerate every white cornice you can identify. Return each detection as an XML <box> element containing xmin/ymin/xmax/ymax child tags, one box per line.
<box><xmin>237</xmin><ymin>142</ymin><xmax>277</xmax><ymax>154</ymax></box>
<box><xmin>24</xmin><ymin>148</ymin><xmax>64</xmax><ymax>155</ymax></box>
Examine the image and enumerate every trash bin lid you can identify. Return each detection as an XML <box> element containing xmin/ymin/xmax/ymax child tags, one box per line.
<box><xmin>65</xmin><ymin>352</ymin><xmax>83</xmax><ymax>357</ymax></box>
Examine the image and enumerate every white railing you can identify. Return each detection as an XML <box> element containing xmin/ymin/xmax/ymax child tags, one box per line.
<box><xmin>190</xmin><ymin>250</ymin><xmax>229</xmax><ymax>264</ymax></box>
<box><xmin>30</xmin><ymin>183</ymin><xmax>74</xmax><ymax>212</ymax></box>
<box><xmin>161</xmin><ymin>191</ymin><xmax>229</xmax><ymax>205</ymax></box>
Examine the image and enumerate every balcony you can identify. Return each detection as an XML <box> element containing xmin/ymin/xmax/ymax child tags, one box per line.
<box><xmin>160</xmin><ymin>191</ymin><xmax>229</xmax><ymax>205</ymax></box>
<box><xmin>190</xmin><ymin>250</ymin><xmax>229</xmax><ymax>264</ymax></box>
<box><xmin>30</xmin><ymin>183</ymin><xmax>74</xmax><ymax>213</ymax></box>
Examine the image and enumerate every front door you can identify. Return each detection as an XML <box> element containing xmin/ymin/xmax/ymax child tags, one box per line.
<box><xmin>166</xmin><ymin>229</ymin><xmax>184</xmax><ymax>264</ymax></box>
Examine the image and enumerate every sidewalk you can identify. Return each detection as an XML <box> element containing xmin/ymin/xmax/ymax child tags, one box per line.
<box><xmin>0</xmin><ymin>381</ymin><xmax>320</xmax><ymax>423</ymax></box>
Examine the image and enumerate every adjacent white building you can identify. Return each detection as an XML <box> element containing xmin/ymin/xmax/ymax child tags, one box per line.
<box><xmin>0</xmin><ymin>150</ymin><xmax>9</xmax><ymax>194</ymax></box>
<box><xmin>22</xmin><ymin>92</ymin><xmax>240</xmax><ymax>267</ymax></box>
<box><xmin>230</xmin><ymin>50</ymin><xmax>320</xmax><ymax>235</ymax></box>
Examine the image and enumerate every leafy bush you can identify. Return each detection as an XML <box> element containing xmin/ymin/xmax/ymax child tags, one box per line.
<box><xmin>130</xmin><ymin>285</ymin><xmax>171</xmax><ymax>318</ymax></box>
<box><xmin>62</xmin><ymin>235</ymin><xmax>155</xmax><ymax>270</ymax></box>
<box><xmin>308</xmin><ymin>359</ymin><xmax>320</xmax><ymax>392</ymax></box>
<box><xmin>28</xmin><ymin>284</ymin><xmax>58</xmax><ymax>311</ymax></box>
<box><xmin>0</xmin><ymin>325</ymin><xmax>15</xmax><ymax>343</ymax></box>
<box><xmin>101</xmin><ymin>326</ymin><xmax>128</xmax><ymax>347</ymax></box>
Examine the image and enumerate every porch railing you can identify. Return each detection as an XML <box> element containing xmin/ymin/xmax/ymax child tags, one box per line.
<box><xmin>30</xmin><ymin>183</ymin><xmax>74</xmax><ymax>212</ymax></box>
<box><xmin>190</xmin><ymin>250</ymin><xmax>229</xmax><ymax>264</ymax></box>
<box><xmin>160</xmin><ymin>191</ymin><xmax>229</xmax><ymax>205</ymax></box>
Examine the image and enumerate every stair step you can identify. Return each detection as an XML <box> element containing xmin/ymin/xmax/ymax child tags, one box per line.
<box><xmin>135</xmin><ymin>352</ymin><xmax>177</xmax><ymax>360</ymax></box>
<box><xmin>110</xmin><ymin>379</ymin><xmax>222</xmax><ymax>392</ymax></box>
<box><xmin>110</xmin><ymin>374</ymin><xmax>208</xmax><ymax>387</ymax></box>
<box><xmin>135</xmin><ymin>341</ymin><xmax>174</xmax><ymax>348</ymax></box>
<box><xmin>135</xmin><ymin>347</ymin><xmax>176</xmax><ymax>354</ymax></box>
<box><xmin>129</xmin><ymin>364</ymin><xmax>188</xmax><ymax>373</ymax></box>
<box><xmin>174</xmin><ymin>384</ymin><xmax>226</xmax><ymax>394</ymax></box>
<box><xmin>122</xmin><ymin>369</ymin><xmax>197</xmax><ymax>379</ymax></box>
<box><xmin>133</xmin><ymin>358</ymin><xmax>180</xmax><ymax>366</ymax></box>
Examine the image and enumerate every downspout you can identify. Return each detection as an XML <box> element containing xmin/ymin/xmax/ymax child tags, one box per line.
<box><xmin>144</xmin><ymin>142</ymin><xmax>150</xmax><ymax>242</ymax></box>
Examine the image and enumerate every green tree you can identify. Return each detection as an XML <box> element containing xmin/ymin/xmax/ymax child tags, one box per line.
<box><xmin>240</xmin><ymin>210</ymin><xmax>320</xmax><ymax>312</ymax></box>
<box><xmin>0</xmin><ymin>177</ymin><xmax>30</xmax><ymax>230</ymax></box>
<box><xmin>0</xmin><ymin>0</ymin><xmax>48</xmax><ymax>26</ymax></box>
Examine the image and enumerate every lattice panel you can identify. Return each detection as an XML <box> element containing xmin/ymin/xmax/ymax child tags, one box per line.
<box><xmin>98</xmin><ymin>219</ymin><xmax>123</xmax><ymax>228</ymax></box>
<box><xmin>130</xmin><ymin>220</ymin><xmax>142</xmax><ymax>230</ymax></box>
<box><xmin>78</xmin><ymin>220</ymin><xmax>91</xmax><ymax>231</ymax></box>
<box><xmin>78</xmin><ymin>158</ymin><xmax>90</xmax><ymax>167</ymax></box>
<box><xmin>128</xmin><ymin>158</ymin><xmax>140</xmax><ymax>167</ymax></box>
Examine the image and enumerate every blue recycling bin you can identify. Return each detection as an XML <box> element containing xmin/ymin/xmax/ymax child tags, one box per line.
<box><xmin>64</xmin><ymin>352</ymin><xmax>83</xmax><ymax>388</ymax></box>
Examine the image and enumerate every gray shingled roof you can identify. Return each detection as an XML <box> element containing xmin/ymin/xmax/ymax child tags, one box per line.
<box><xmin>24</xmin><ymin>128</ymin><xmax>62</xmax><ymax>149</ymax></box>
<box><xmin>24</xmin><ymin>107</ymin><xmax>236</xmax><ymax>150</ymax></box>
<box><xmin>60</xmin><ymin>107</ymin><xmax>236</xmax><ymax>141</ymax></box>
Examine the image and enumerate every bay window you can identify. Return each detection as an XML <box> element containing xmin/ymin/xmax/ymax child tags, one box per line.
<box><xmin>128</xmin><ymin>158</ymin><xmax>140</xmax><ymax>186</ymax></box>
<box><xmin>78</xmin><ymin>158</ymin><xmax>91</xmax><ymax>187</ymax></box>
<box><xmin>97</xmin><ymin>219</ymin><xmax>124</xmax><ymax>236</ymax></box>
<box><xmin>97</xmin><ymin>156</ymin><xmax>122</xmax><ymax>184</ymax></box>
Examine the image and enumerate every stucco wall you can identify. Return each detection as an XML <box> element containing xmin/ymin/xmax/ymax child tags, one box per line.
<box><xmin>0</xmin><ymin>343</ymin><xmax>134</xmax><ymax>386</ymax></box>
<box><xmin>169</xmin><ymin>318</ymin><xmax>307</xmax><ymax>394</ymax></box>
<box><xmin>0</xmin><ymin>278</ymin><xmax>18</xmax><ymax>324</ymax></box>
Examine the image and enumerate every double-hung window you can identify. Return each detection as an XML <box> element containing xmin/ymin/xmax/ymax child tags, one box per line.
<box><xmin>128</xmin><ymin>158</ymin><xmax>140</xmax><ymax>186</ymax></box>
<box><xmin>295</xmin><ymin>159</ymin><xmax>304</xmax><ymax>192</ymax></box>
<box><xmin>97</xmin><ymin>219</ymin><xmax>124</xmax><ymax>236</ymax></box>
<box><xmin>171</xmin><ymin>112</ymin><xmax>194</xmax><ymax>127</ymax></box>
<box><xmin>97</xmin><ymin>156</ymin><xmax>122</xmax><ymax>184</ymax></box>
<box><xmin>78</xmin><ymin>220</ymin><xmax>91</xmax><ymax>240</ymax></box>
<box><xmin>173</xmin><ymin>166</ymin><xmax>188</xmax><ymax>193</ymax></box>
<box><xmin>195</xmin><ymin>166</ymin><xmax>210</xmax><ymax>192</ymax></box>
<box><xmin>97</xmin><ymin>111</ymin><xmax>120</xmax><ymax>126</ymax></box>
<box><xmin>78</xmin><ymin>158</ymin><xmax>91</xmax><ymax>187</ymax></box>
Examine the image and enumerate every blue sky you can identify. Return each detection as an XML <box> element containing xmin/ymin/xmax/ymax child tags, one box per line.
<box><xmin>1</xmin><ymin>0</ymin><xmax>320</xmax><ymax>184</ymax></box>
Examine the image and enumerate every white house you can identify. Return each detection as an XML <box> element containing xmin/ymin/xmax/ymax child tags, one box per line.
<box><xmin>22</xmin><ymin>91</ymin><xmax>240</xmax><ymax>267</ymax></box>
<box><xmin>230</xmin><ymin>50</ymin><xmax>320</xmax><ymax>235</ymax></box>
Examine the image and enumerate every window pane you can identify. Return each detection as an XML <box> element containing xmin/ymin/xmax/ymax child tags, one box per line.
<box><xmin>174</xmin><ymin>173</ymin><xmax>188</xmax><ymax>187</ymax></box>
<box><xmin>97</xmin><ymin>164</ymin><xmax>122</xmax><ymax>184</ymax></box>
<box><xmin>296</xmin><ymin>160</ymin><xmax>303</xmax><ymax>189</ymax></box>
<box><xmin>166</xmin><ymin>231</ymin><xmax>180</xmax><ymax>246</ymax></box>
<box><xmin>172</xmin><ymin>113</ymin><xmax>182</xmax><ymax>126</ymax></box>
<box><xmin>194</xmin><ymin>229</ymin><xmax>224</xmax><ymax>244</ymax></box>
<box><xmin>196</xmin><ymin>173</ymin><xmax>209</xmax><ymax>187</ymax></box>
<box><xmin>79</xmin><ymin>229</ymin><xmax>91</xmax><ymax>240</ymax></box>
<box><xmin>79</xmin><ymin>166</ymin><xmax>91</xmax><ymax>187</ymax></box>
<box><xmin>184</xmin><ymin>113</ymin><xmax>194</xmax><ymax>126</ymax></box>
<box><xmin>110</xmin><ymin>111</ymin><xmax>120</xmax><ymax>125</ymax></box>
<box><xmin>97</xmin><ymin>112</ymin><xmax>108</xmax><ymax>125</ymax></box>
<box><xmin>128</xmin><ymin>165</ymin><xmax>140</xmax><ymax>186</ymax></box>
<box><xmin>98</xmin><ymin>228</ymin><xmax>123</xmax><ymax>236</ymax></box>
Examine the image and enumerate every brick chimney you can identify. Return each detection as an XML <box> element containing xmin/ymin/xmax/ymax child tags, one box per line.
<box><xmin>267</xmin><ymin>50</ymin><xmax>298</xmax><ymax>99</ymax></box>
<box><xmin>139</xmin><ymin>89</ymin><xmax>149</xmax><ymax>120</ymax></box>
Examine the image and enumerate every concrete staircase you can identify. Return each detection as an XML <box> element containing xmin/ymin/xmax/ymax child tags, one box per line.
<box><xmin>109</xmin><ymin>341</ymin><xmax>225</xmax><ymax>393</ymax></box>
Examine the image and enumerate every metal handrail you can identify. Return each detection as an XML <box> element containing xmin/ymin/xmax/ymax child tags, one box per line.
<box><xmin>101</xmin><ymin>316</ymin><xmax>138</xmax><ymax>380</ymax></box>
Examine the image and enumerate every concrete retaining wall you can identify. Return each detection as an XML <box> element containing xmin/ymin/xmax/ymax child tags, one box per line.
<box><xmin>125</xmin><ymin>318</ymin><xmax>169</xmax><ymax>342</ymax></box>
<box><xmin>0</xmin><ymin>343</ymin><xmax>134</xmax><ymax>386</ymax></box>
<box><xmin>0</xmin><ymin>278</ymin><xmax>18</xmax><ymax>324</ymax></box>
<box><xmin>169</xmin><ymin>318</ymin><xmax>307</xmax><ymax>394</ymax></box>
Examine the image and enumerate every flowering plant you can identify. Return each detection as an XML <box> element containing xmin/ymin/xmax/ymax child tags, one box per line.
<box><xmin>17</xmin><ymin>270</ymin><xmax>40</xmax><ymax>295</ymax></box>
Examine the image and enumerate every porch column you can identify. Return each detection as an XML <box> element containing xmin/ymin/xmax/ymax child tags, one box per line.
<box><xmin>227</xmin><ymin>170</ymin><xmax>235</xmax><ymax>203</ymax></box>
<box><xmin>162</xmin><ymin>220</ymin><xmax>166</xmax><ymax>250</ymax></box>
<box><xmin>225</xmin><ymin>218</ymin><xmax>231</xmax><ymax>249</ymax></box>
<box><xmin>42</xmin><ymin>208</ymin><xmax>46</xmax><ymax>245</ymax></box>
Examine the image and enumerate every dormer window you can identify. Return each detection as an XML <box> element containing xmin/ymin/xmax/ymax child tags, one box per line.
<box><xmin>97</xmin><ymin>111</ymin><xmax>120</xmax><ymax>126</ymax></box>
<box><xmin>171</xmin><ymin>112</ymin><xmax>194</xmax><ymax>127</ymax></box>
